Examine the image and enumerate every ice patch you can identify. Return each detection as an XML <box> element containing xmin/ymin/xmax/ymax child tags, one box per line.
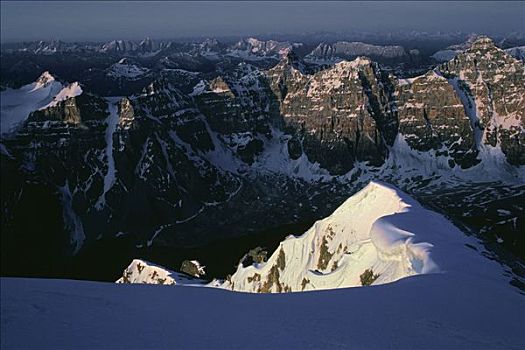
<box><xmin>95</xmin><ymin>98</ymin><xmax>120</xmax><ymax>209</ymax></box>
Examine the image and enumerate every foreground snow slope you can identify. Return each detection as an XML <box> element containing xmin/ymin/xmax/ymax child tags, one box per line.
<box><xmin>2</xmin><ymin>275</ymin><xmax>524</xmax><ymax>349</ymax></box>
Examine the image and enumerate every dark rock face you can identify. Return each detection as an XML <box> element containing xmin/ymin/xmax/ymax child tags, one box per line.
<box><xmin>439</xmin><ymin>37</ymin><xmax>525</xmax><ymax>165</ymax></box>
<box><xmin>28</xmin><ymin>93</ymin><xmax>108</xmax><ymax>124</ymax></box>
<box><xmin>396</xmin><ymin>71</ymin><xmax>477</xmax><ymax>168</ymax></box>
<box><xmin>2</xmin><ymin>96</ymin><xmax>110</xmax><ymax>256</ymax></box>
<box><xmin>267</xmin><ymin>56</ymin><xmax>398</xmax><ymax>174</ymax></box>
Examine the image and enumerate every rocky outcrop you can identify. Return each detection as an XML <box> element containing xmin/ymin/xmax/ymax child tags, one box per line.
<box><xmin>180</xmin><ymin>260</ymin><xmax>206</xmax><ymax>278</ymax></box>
<box><xmin>118</xmin><ymin>97</ymin><xmax>135</xmax><ymax>129</ymax></box>
<box><xmin>116</xmin><ymin>259</ymin><xmax>206</xmax><ymax>285</ymax></box>
<box><xmin>117</xmin><ymin>259</ymin><xmax>178</xmax><ymax>285</ymax></box>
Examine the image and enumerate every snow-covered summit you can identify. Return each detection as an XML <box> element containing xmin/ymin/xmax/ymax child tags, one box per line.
<box><xmin>1</xmin><ymin>72</ymin><xmax>64</xmax><ymax>135</ymax></box>
<box><xmin>336</xmin><ymin>56</ymin><xmax>373</xmax><ymax>69</ymax></box>
<box><xmin>34</xmin><ymin>71</ymin><xmax>56</xmax><ymax>88</ymax></box>
<box><xmin>222</xmin><ymin>181</ymin><xmax>494</xmax><ymax>292</ymax></box>
<box><xmin>3</xmin><ymin>182</ymin><xmax>524</xmax><ymax>348</ymax></box>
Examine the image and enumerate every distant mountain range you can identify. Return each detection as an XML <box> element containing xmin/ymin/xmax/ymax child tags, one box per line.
<box><xmin>1</xmin><ymin>35</ymin><xmax>523</xmax><ymax>283</ymax></box>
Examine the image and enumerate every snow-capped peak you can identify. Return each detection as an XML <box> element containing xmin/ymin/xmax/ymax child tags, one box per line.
<box><xmin>34</xmin><ymin>71</ymin><xmax>56</xmax><ymax>90</ymax></box>
<box><xmin>221</xmin><ymin>181</ymin><xmax>482</xmax><ymax>293</ymax></box>
<box><xmin>1</xmin><ymin>72</ymin><xmax>65</xmax><ymax>134</ymax></box>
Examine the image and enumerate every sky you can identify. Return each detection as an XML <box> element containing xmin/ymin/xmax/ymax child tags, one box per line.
<box><xmin>1</xmin><ymin>1</ymin><xmax>524</xmax><ymax>42</ymax></box>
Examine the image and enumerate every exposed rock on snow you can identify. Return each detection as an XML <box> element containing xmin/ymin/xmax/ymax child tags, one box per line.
<box><xmin>116</xmin><ymin>259</ymin><xmax>205</xmax><ymax>285</ymax></box>
<box><xmin>180</xmin><ymin>260</ymin><xmax>206</xmax><ymax>277</ymax></box>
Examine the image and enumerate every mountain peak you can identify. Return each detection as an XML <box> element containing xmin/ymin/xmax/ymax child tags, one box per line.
<box><xmin>221</xmin><ymin>180</ymin><xmax>455</xmax><ymax>293</ymax></box>
<box><xmin>39</xmin><ymin>81</ymin><xmax>83</xmax><ymax>109</ymax></box>
<box><xmin>35</xmin><ymin>71</ymin><xmax>56</xmax><ymax>86</ymax></box>
<box><xmin>470</xmin><ymin>36</ymin><xmax>497</xmax><ymax>50</ymax></box>
<box><xmin>279</xmin><ymin>49</ymin><xmax>306</xmax><ymax>73</ymax></box>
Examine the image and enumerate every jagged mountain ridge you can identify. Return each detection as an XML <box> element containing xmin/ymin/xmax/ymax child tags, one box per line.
<box><xmin>304</xmin><ymin>41</ymin><xmax>419</xmax><ymax>65</ymax></box>
<box><xmin>1</xmin><ymin>36</ymin><xmax>524</xmax><ymax>280</ymax></box>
